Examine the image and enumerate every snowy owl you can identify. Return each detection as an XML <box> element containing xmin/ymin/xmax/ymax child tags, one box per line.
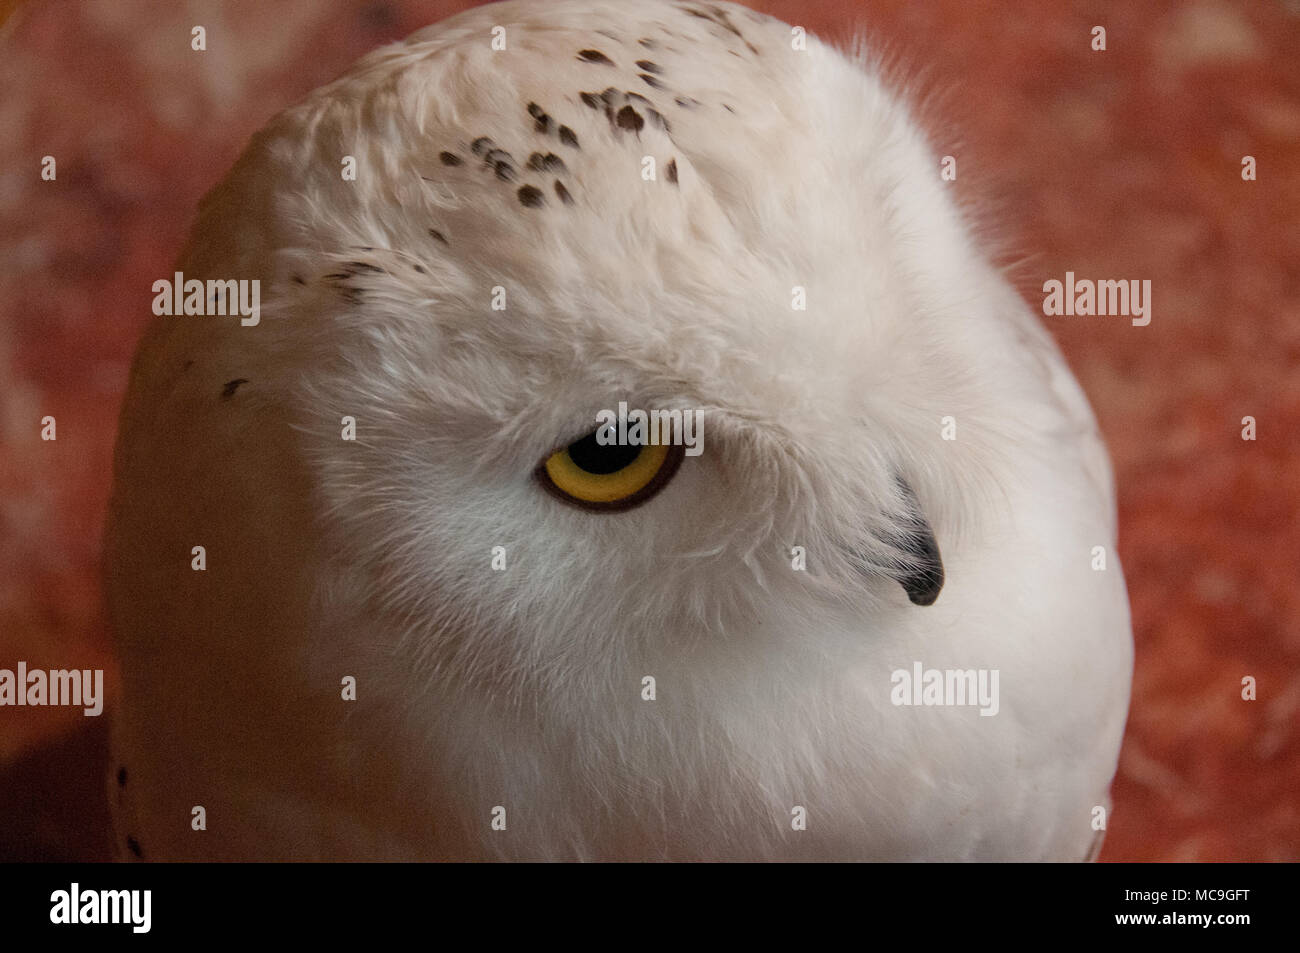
<box><xmin>105</xmin><ymin>0</ymin><xmax>1133</xmax><ymax>861</ymax></box>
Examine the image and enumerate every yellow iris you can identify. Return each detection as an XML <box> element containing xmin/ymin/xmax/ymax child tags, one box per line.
<box><xmin>543</xmin><ymin>442</ymin><xmax>672</xmax><ymax>504</ymax></box>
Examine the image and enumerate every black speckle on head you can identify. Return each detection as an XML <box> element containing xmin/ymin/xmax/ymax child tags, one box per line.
<box><xmin>666</xmin><ymin>158</ymin><xmax>679</xmax><ymax>184</ymax></box>
<box><xmin>635</xmin><ymin>60</ymin><xmax>663</xmax><ymax>74</ymax></box>
<box><xmin>615</xmin><ymin>105</ymin><xmax>645</xmax><ymax>133</ymax></box>
<box><xmin>484</xmin><ymin>152</ymin><xmax>517</xmax><ymax>180</ymax></box>
<box><xmin>646</xmin><ymin>108</ymin><xmax>670</xmax><ymax>131</ymax></box>
<box><xmin>639</xmin><ymin>74</ymin><xmax>667</xmax><ymax>90</ymax></box>
<box><xmin>527</xmin><ymin>152</ymin><xmax>566</xmax><ymax>173</ymax></box>
<box><xmin>117</xmin><ymin>767</ymin><xmax>127</xmax><ymax>787</ymax></box>
<box><xmin>439</xmin><ymin>151</ymin><xmax>462</xmax><ymax>166</ymax></box>
<box><xmin>413</xmin><ymin>263</ymin><xmax>427</xmax><ymax>274</ymax></box>
<box><xmin>639</xmin><ymin>37</ymin><xmax>658</xmax><ymax>49</ymax></box>
<box><xmin>580</xmin><ymin>91</ymin><xmax>603</xmax><ymax>110</ymax></box>
<box><xmin>595</xmin><ymin>29</ymin><xmax>620</xmax><ymax>42</ymax></box>
<box><xmin>221</xmin><ymin>378</ymin><xmax>249</xmax><ymax>399</ymax></box>
<box><xmin>722</xmin><ymin>103</ymin><xmax>736</xmax><ymax>113</ymax></box>
<box><xmin>429</xmin><ymin>228</ymin><xmax>448</xmax><ymax>245</ymax></box>
<box><xmin>528</xmin><ymin>103</ymin><xmax>552</xmax><ymax>133</ymax></box>
<box><xmin>675</xmin><ymin>95</ymin><xmax>701</xmax><ymax>109</ymax></box>
<box><xmin>702</xmin><ymin>3</ymin><xmax>746</xmax><ymax>38</ymax></box>
<box><xmin>577</xmin><ymin>49</ymin><xmax>614</xmax><ymax>65</ymax></box>
<box><xmin>126</xmin><ymin>836</ymin><xmax>143</xmax><ymax>859</ymax></box>
<box><xmin>746</xmin><ymin>40</ymin><xmax>759</xmax><ymax>55</ymax></box>
<box><xmin>471</xmin><ymin>137</ymin><xmax>495</xmax><ymax>156</ymax></box>
<box><xmin>517</xmin><ymin>185</ymin><xmax>546</xmax><ymax>208</ymax></box>
<box><xmin>182</xmin><ymin>359</ymin><xmax>194</xmax><ymax>372</ymax></box>
<box><xmin>625</xmin><ymin>91</ymin><xmax>652</xmax><ymax>105</ymax></box>
<box><xmin>558</xmin><ymin>126</ymin><xmax>579</xmax><ymax>148</ymax></box>
<box><xmin>554</xmin><ymin>180</ymin><xmax>574</xmax><ymax>205</ymax></box>
<box><xmin>347</xmin><ymin>261</ymin><xmax>384</xmax><ymax>274</ymax></box>
<box><xmin>291</xmin><ymin>275</ymin><xmax>305</xmax><ymax>285</ymax></box>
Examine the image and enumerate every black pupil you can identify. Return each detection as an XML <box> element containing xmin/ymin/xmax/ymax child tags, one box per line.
<box><xmin>566</xmin><ymin>431</ymin><xmax>642</xmax><ymax>474</ymax></box>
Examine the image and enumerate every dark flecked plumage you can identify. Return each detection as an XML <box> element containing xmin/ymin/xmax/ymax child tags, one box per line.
<box><xmin>615</xmin><ymin>105</ymin><xmax>645</xmax><ymax>133</ymax></box>
<box><xmin>517</xmin><ymin>185</ymin><xmax>546</xmax><ymax>207</ymax></box>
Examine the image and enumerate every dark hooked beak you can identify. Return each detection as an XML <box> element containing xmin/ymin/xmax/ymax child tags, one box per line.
<box><xmin>894</xmin><ymin>478</ymin><xmax>944</xmax><ymax>606</ymax></box>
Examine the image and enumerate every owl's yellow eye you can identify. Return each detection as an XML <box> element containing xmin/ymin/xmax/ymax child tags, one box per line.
<box><xmin>537</xmin><ymin>430</ymin><xmax>684</xmax><ymax>510</ymax></box>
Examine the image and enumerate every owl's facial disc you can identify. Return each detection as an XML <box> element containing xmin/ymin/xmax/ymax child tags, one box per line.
<box><xmin>894</xmin><ymin>478</ymin><xmax>944</xmax><ymax>606</ymax></box>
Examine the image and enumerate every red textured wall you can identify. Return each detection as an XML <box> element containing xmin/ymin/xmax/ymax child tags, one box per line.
<box><xmin>1</xmin><ymin>0</ymin><xmax>1296</xmax><ymax>861</ymax></box>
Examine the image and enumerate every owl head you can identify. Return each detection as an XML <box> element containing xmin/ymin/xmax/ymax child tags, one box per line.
<box><xmin>112</xmin><ymin>0</ymin><xmax>1016</xmax><ymax>725</ymax></box>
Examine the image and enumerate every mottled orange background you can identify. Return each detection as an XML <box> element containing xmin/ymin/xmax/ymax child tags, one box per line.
<box><xmin>1</xmin><ymin>0</ymin><xmax>1297</xmax><ymax>861</ymax></box>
